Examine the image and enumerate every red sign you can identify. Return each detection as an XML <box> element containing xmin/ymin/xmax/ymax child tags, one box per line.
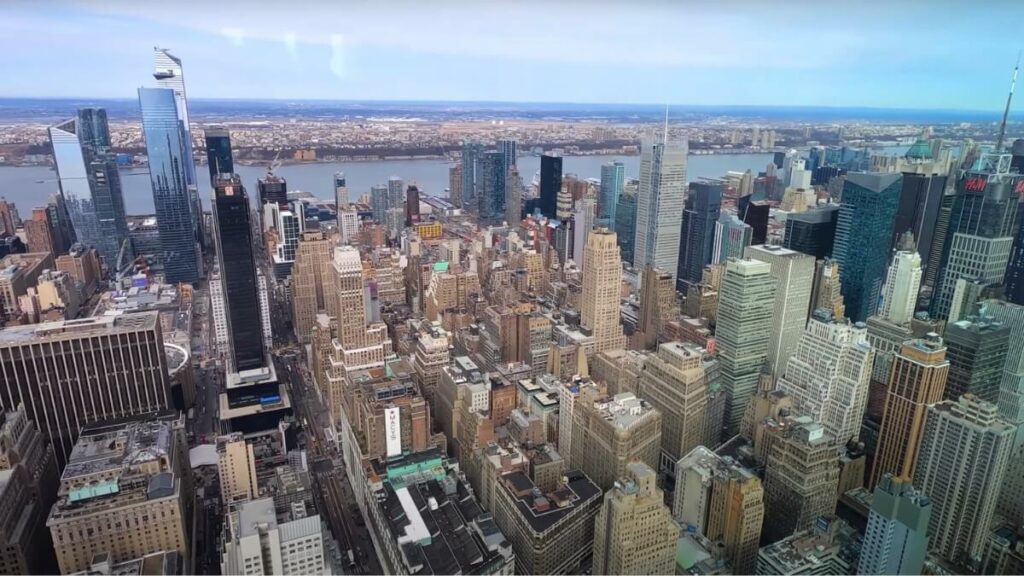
<box><xmin>963</xmin><ymin>177</ymin><xmax>987</xmax><ymax>192</ymax></box>
<box><xmin>1015</xmin><ymin>179</ymin><xmax>1024</xmax><ymax>195</ymax></box>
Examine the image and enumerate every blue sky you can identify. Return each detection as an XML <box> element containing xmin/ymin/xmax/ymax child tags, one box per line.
<box><xmin>4</xmin><ymin>0</ymin><xmax>1024</xmax><ymax>110</ymax></box>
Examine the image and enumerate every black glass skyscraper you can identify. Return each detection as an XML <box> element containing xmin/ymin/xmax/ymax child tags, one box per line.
<box><xmin>1005</xmin><ymin>202</ymin><xmax>1024</xmax><ymax>306</ymax></box>
<box><xmin>205</xmin><ymin>127</ymin><xmax>234</xmax><ymax>183</ymax></box>
<box><xmin>258</xmin><ymin>174</ymin><xmax>288</xmax><ymax>208</ymax></box>
<box><xmin>478</xmin><ymin>151</ymin><xmax>506</xmax><ymax>225</ymax></box>
<box><xmin>615</xmin><ymin>192</ymin><xmax>637</xmax><ymax>266</ymax></box>
<box><xmin>676</xmin><ymin>181</ymin><xmax>722</xmax><ymax>291</ymax></box>
<box><xmin>893</xmin><ymin>171</ymin><xmax>946</xmax><ymax>265</ymax></box>
<box><xmin>213</xmin><ymin>175</ymin><xmax>266</xmax><ymax>372</ymax></box>
<box><xmin>540</xmin><ymin>154</ymin><xmax>562</xmax><ymax>220</ymax></box>
<box><xmin>461</xmin><ymin>142</ymin><xmax>482</xmax><ymax>209</ymax></box>
<box><xmin>783</xmin><ymin>204</ymin><xmax>839</xmax><ymax>259</ymax></box>
<box><xmin>739</xmin><ymin>197</ymin><xmax>770</xmax><ymax>245</ymax></box>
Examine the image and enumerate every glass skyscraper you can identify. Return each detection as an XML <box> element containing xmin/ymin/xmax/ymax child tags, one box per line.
<box><xmin>48</xmin><ymin>107</ymin><xmax>132</xmax><ymax>270</ymax></box>
<box><xmin>833</xmin><ymin>172</ymin><xmax>903</xmax><ymax>322</ymax></box>
<box><xmin>139</xmin><ymin>87</ymin><xmax>200</xmax><ymax>284</ymax></box>
<box><xmin>461</xmin><ymin>142</ymin><xmax>482</xmax><ymax>208</ymax></box>
<box><xmin>676</xmin><ymin>181</ymin><xmax>722</xmax><ymax>292</ymax></box>
<box><xmin>478</xmin><ymin>151</ymin><xmax>506</xmax><ymax>225</ymax></box>
<box><xmin>204</xmin><ymin>127</ymin><xmax>234</xmax><ymax>183</ymax></box>
<box><xmin>539</xmin><ymin>154</ymin><xmax>563</xmax><ymax>220</ymax></box>
<box><xmin>614</xmin><ymin>191</ymin><xmax>637</xmax><ymax>266</ymax></box>
<box><xmin>599</xmin><ymin>161</ymin><xmax>625</xmax><ymax>224</ymax></box>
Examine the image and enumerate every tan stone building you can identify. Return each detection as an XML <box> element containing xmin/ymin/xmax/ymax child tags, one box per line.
<box><xmin>569</xmin><ymin>389</ymin><xmax>661</xmax><ymax>491</ymax></box>
<box><xmin>637</xmin><ymin>265</ymin><xmax>677</xmax><ymax>349</ymax></box>
<box><xmin>580</xmin><ymin>228</ymin><xmax>626</xmax><ymax>354</ymax></box>
<box><xmin>639</xmin><ymin>341</ymin><xmax>708</xmax><ymax>475</ymax></box>
<box><xmin>592</xmin><ymin>462</ymin><xmax>679</xmax><ymax>576</ymax></box>
<box><xmin>289</xmin><ymin>230</ymin><xmax>335</xmax><ymax>344</ymax></box>
<box><xmin>217</xmin><ymin>432</ymin><xmax>257</xmax><ymax>504</ymax></box>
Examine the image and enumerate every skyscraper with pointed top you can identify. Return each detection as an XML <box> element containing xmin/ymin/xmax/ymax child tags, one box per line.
<box><xmin>634</xmin><ymin>138</ymin><xmax>687</xmax><ymax>276</ymax></box>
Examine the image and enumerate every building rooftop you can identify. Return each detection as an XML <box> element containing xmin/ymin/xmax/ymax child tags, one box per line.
<box><xmin>758</xmin><ymin>515</ymin><xmax>862</xmax><ymax>574</ymax></box>
<box><xmin>0</xmin><ymin>312</ymin><xmax>159</xmax><ymax>345</ymax></box>
<box><xmin>61</xmin><ymin>414</ymin><xmax>177</xmax><ymax>484</ymax></box>
<box><xmin>499</xmin><ymin>468</ymin><xmax>601</xmax><ymax>534</ymax></box>
<box><xmin>592</xmin><ymin>392</ymin><xmax>658</xmax><ymax>430</ymax></box>
<box><xmin>72</xmin><ymin>550</ymin><xmax>180</xmax><ymax>576</ymax></box>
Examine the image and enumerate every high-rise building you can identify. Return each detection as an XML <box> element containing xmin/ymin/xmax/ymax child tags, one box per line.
<box><xmin>639</xmin><ymin>342</ymin><xmax>708</xmax><ymax>475</ymax></box>
<box><xmin>506</xmin><ymin>166</ymin><xmax>523</xmax><ymax>226</ymax></box>
<box><xmin>0</xmin><ymin>313</ymin><xmax>171</xmax><ymax>466</ymax></box>
<box><xmin>569</xmin><ymin>390</ymin><xmax>662</xmax><ymax>491</ymax></box>
<box><xmin>370</xmin><ymin>184</ymin><xmax>388</xmax><ymax>223</ymax></box>
<box><xmin>1007</xmin><ymin>201</ymin><xmax>1024</xmax><ymax>305</ymax></box>
<box><xmin>833</xmin><ymin>172</ymin><xmax>903</xmax><ymax>322</ymax></box>
<box><xmin>716</xmin><ymin>258</ymin><xmax>776</xmax><ymax>436</ymax></box>
<box><xmin>810</xmin><ymin>258</ymin><xmax>845</xmax><ymax>320</ymax></box>
<box><xmin>739</xmin><ymin>197</ymin><xmax>770</xmax><ymax>246</ymax></box>
<box><xmin>212</xmin><ymin>176</ymin><xmax>266</xmax><ymax>372</ymax></box>
<box><xmin>932</xmin><ymin>154</ymin><xmax>1023</xmax><ymax>319</ymax></box>
<box><xmin>478</xmin><ymin>152</ymin><xmax>507</xmax><ymax>225</ymax></box>
<box><xmin>744</xmin><ymin>245</ymin><xmax>815</xmax><ymax>376</ymax></box>
<box><xmin>0</xmin><ymin>200</ymin><xmax>14</xmax><ymax>237</ymax></box>
<box><xmin>221</xmin><ymin>497</ymin><xmax>325</xmax><ymax>576</ymax></box>
<box><xmin>404</xmin><ymin>184</ymin><xmax>421</xmax><ymax>226</ymax></box>
<box><xmin>777</xmin><ymin>311</ymin><xmax>874</xmax><ymax>445</ymax></box>
<box><xmin>216</xmin><ymin>432</ymin><xmax>257</xmax><ymax>504</ymax></box>
<box><xmin>599</xmin><ymin>161</ymin><xmax>625</xmax><ymax>224</ymax></box>
<box><xmin>257</xmin><ymin>173</ymin><xmax>288</xmax><ymax>208</ymax></box>
<box><xmin>461</xmin><ymin>142</ymin><xmax>482</xmax><ymax>208</ymax></box>
<box><xmin>858</xmin><ymin>474</ymin><xmax>931</xmax><ymax>575</ymax></box>
<box><xmin>762</xmin><ymin>419</ymin><xmax>841</xmax><ymax>542</ymax></box>
<box><xmin>757</xmin><ymin>516</ymin><xmax>862</xmax><ymax>575</ymax></box>
<box><xmin>48</xmin><ymin>108</ymin><xmax>132</xmax><ymax>269</ymax></box>
<box><xmin>783</xmin><ymin>204</ymin><xmax>840</xmax><ymax>259</ymax></box>
<box><xmin>499</xmin><ymin>138</ymin><xmax>517</xmax><ymax>174</ymax></box>
<box><xmin>637</xmin><ymin>265</ymin><xmax>676</xmax><ymax>349</ymax></box>
<box><xmin>913</xmin><ymin>395</ymin><xmax>1014</xmax><ymax>567</ymax></box>
<box><xmin>338</xmin><ymin>205</ymin><xmax>358</xmax><ymax>244</ymax></box>
<box><xmin>580</xmin><ymin>229</ymin><xmax>626</xmax><ymax>354</ymax></box>
<box><xmin>712</xmin><ymin>213</ymin><xmax>753</xmax><ymax>264</ymax></box>
<box><xmin>674</xmin><ymin>446</ymin><xmax>764</xmax><ymax>574</ymax></box>
<box><xmin>869</xmin><ymin>336</ymin><xmax>949</xmax><ymax>488</ymax></box>
<box><xmin>204</xmin><ymin>127</ymin><xmax>234</xmax><ymax>183</ymax></box>
<box><xmin>943</xmin><ymin>316</ymin><xmax>1009</xmax><ymax>404</ymax></box>
<box><xmin>592</xmin><ymin>462</ymin><xmax>679</xmax><ymax>576</ymax></box>
<box><xmin>333</xmin><ymin>171</ymin><xmax>348</xmax><ymax>208</ymax></box>
<box><xmin>571</xmin><ymin>197</ymin><xmax>597</xmax><ymax>267</ymax></box>
<box><xmin>290</xmin><ymin>231</ymin><xmax>335</xmax><ymax>344</ymax></box>
<box><xmin>878</xmin><ymin>245</ymin><xmax>923</xmax><ymax>326</ymax></box>
<box><xmin>614</xmin><ymin>188</ymin><xmax>637</xmax><ymax>266</ymax></box>
<box><xmin>448</xmin><ymin>163</ymin><xmax>463</xmax><ymax>208</ymax></box>
<box><xmin>634</xmin><ymin>139</ymin><xmax>687</xmax><ymax>275</ymax></box>
<box><xmin>23</xmin><ymin>206</ymin><xmax>57</xmax><ymax>256</ymax></box>
<box><xmin>894</xmin><ymin>169</ymin><xmax>947</xmax><ymax>267</ymax></box>
<box><xmin>539</xmin><ymin>154</ymin><xmax>562</xmax><ymax>220</ymax></box>
<box><xmin>138</xmin><ymin>87</ymin><xmax>200</xmax><ymax>284</ymax></box>
<box><xmin>677</xmin><ymin>181</ymin><xmax>723</xmax><ymax>291</ymax></box>
<box><xmin>47</xmin><ymin>413</ymin><xmax>190</xmax><ymax>574</ymax></box>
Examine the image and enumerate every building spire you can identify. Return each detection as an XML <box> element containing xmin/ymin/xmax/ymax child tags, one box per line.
<box><xmin>996</xmin><ymin>52</ymin><xmax>1020</xmax><ymax>153</ymax></box>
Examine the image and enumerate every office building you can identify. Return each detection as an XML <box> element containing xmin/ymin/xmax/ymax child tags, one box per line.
<box><xmin>478</xmin><ymin>152</ymin><xmax>506</xmax><ymax>225</ymax></box>
<box><xmin>0</xmin><ymin>200</ymin><xmax>14</xmax><ymax>237</ymax></box>
<box><xmin>943</xmin><ymin>317</ymin><xmax>1009</xmax><ymax>403</ymax></box>
<box><xmin>712</xmin><ymin>213</ymin><xmax>753</xmax><ymax>264</ymax></box>
<box><xmin>783</xmin><ymin>204</ymin><xmax>840</xmax><ymax>259</ymax></box>
<box><xmin>674</xmin><ymin>447</ymin><xmax>764</xmax><ymax>574</ymax></box>
<box><xmin>370</xmin><ymin>184</ymin><xmax>388</xmax><ymax>223</ymax></box>
<box><xmin>894</xmin><ymin>169</ymin><xmax>947</xmax><ymax>268</ymax></box>
<box><xmin>0</xmin><ymin>313</ymin><xmax>171</xmax><ymax>465</ymax></box>
<box><xmin>257</xmin><ymin>173</ymin><xmax>288</xmax><ymax>209</ymax></box>
<box><xmin>290</xmin><ymin>231</ymin><xmax>336</xmax><ymax>344</ymax></box>
<box><xmin>571</xmin><ymin>197</ymin><xmax>597</xmax><ymax>267</ymax></box>
<box><xmin>858</xmin><ymin>474</ymin><xmax>930</xmax><ymax>575</ymax></box>
<box><xmin>461</xmin><ymin>142</ymin><xmax>482</xmax><ymax>208</ymax></box>
<box><xmin>338</xmin><ymin>205</ymin><xmax>359</xmax><ymax>244</ymax></box>
<box><xmin>639</xmin><ymin>342</ymin><xmax>708</xmax><ymax>474</ymax></box>
<box><xmin>932</xmin><ymin>154</ymin><xmax>1023</xmax><ymax>319</ymax></box>
<box><xmin>833</xmin><ymin>172</ymin><xmax>903</xmax><ymax>321</ymax></box>
<box><xmin>498</xmin><ymin>138</ymin><xmax>517</xmax><ymax>173</ymax></box>
<box><xmin>637</xmin><ymin>265</ymin><xmax>676</xmax><ymax>349</ymax></box>
<box><xmin>212</xmin><ymin>176</ymin><xmax>265</xmax><ymax>372</ymax></box>
<box><xmin>869</xmin><ymin>336</ymin><xmax>949</xmax><ymax>488</ymax></box>
<box><xmin>914</xmin><ymin>395</ymin><xmax>1014</xmax><ymax>567</ymax></box>
<box><xmin>48</xmin><ymin>108</ymin><xmax>132</xmax><ymax>269</ymax></box>
<box><xmin>221</xmin><ymin>497</ymin><xmax>325</xmax><ymax>576</ymax></box>
<box><xmin>539</xmin><ymin>154</ymin><xmax>562</xmax><ymax>220</ymax></box>
<box><xmin>0</xmin><ymin>251</ymin><xmax>53</xmax><ymax>316</ymax></box>
<box><xmin>23</xmin><ymin>205</ymin><xmax>58</xmax><ymax>257</ymax></box>
<box><xmin>763</xmin><ymin>418</ymin><xmax>841</xmax><ymax>542</ymax></box>
<box><xmin>599</xmin><ymin>161</ymin><xmax>625</xmax><ymax>224</ymax></box>
<box><xmin>744</xmin><ymin>245</ymin><xmax>815</xmax><ymax>376</ymax></box>
<box><xmin>332</xmin><ymin>171</ymin><xmax>348</xmax><ymax>208</ymax></box>
<box><xmin>406</xmin><ymin>184</ymin><xmax>422</xmax><ymax>226</ymax></box>
<box><xmin>569</xmin><ymin>390</ymin><xmax>661</xmax><ymax>491</ymax></box>
<box><xmin>739</xmin><ymin>197</ymin><xmax>770</xmax><ymax>246</ymax></box>
<box><xmin>634</xmin><ymin>139</ymin><xmax>687</xmax><ymax>275</ymax></box>
<box><xmin>580</xmin><ymin>229</ymin><xmax>626</xmax><ymax>354</ymax></box>
<box><xmin>592</xmin><ymin>462</ymin><xmax>679</xmax><ymax>576</ymax></box>
<box><xmin>810</xmin><ymin>258</ymin><xmax>845</xmax><ymax>320</ymax></box>
<box><xmin>47</xmin><ymin>413</ymin><xmax>190</xmax><ymax>574</ymax></box>
<box><xmin>757</xmin><ymin>516</ymin><xmax>861</xmax><ymax>575</ymax></box>
<box><xmin>614</xmin><ymin>189</ymin><xmax>637</xmax><ymax>266</ymax></box>
<box><xmin>217</xmin><ymin>432</ymin><xmax>257</xmax><ymax>504</ymax></box>
<box><xmin>777</xmin><ymin>311</ymin><xmax>874</xmax><ymax>445</ymax></box>
<box><xmin>204</xmin><ymin>127</ymin><xmax>233</xmax><ymax>182</ymax></box>
<box><xmin>716</xmin><ymin>258</ymin><xmax>776</xmax><ymax>436</ymax></box>
<box><xmin>138</xmin><ymin>87</ymin><xmax>200</xmax><ymax>284</ymax></box>
<box><xmin>879</xmin><ymin>244</ymin><xmax>923</xmax><ymax>326</ymax></box>
<box><xmin>677</xmin><ymin>181</ymin><xmax>723</xmax><ymax>291</ymax></box>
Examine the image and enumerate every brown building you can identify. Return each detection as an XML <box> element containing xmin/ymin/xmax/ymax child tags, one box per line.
<box><xmin>0</xmin><ymin>252</ymin><xmax>54</xmax><ymax>316</ymax></box>
<box><xmin>637</xmin><ymin>265</ymin><xmax>677</xmax><ymax>349</ymax></box>
<box><xmin>24</xmin><ymin>207</ymin><xmax>57</xmax><ymax>256</ymax></box>
<box><xmin>870</xmin><ymin>335</ymin><xmax>949</xmax><ymax>489</ymax></box>
<box><xmin>56</xmin><ymin>245</ymin><xmax>102</xmax><ymax>296</ymax></box>
<box><xmin>639</xmin><ymin>341</ymin><xmax>708</xmax><ymax>475</ymax></box>
<box><xmin>0</xmin><ymin>200</ymin><xmax>14</xmax><ymax>237</ymax></box>
<box><xmin>569</xmin><ymin>388</ymin><xmax>662</xmax><ymax>491</ymax></box>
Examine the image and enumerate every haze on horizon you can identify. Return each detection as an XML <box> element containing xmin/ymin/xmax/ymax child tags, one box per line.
<box><xmin>5</xmin><ymin>0</ymin><xmax>1024</xmax><ymax>112</ymax></box>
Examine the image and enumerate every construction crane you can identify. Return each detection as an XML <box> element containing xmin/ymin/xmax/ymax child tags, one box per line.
<box><xmin>268</xmin><ymin>149</ymin><xmax>282</xmax><ymax>173</ymax></box>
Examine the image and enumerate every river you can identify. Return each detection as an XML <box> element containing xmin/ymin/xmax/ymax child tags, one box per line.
<box><xmin>0</xmin><ymin>153</ymin><xmax>778</xmax><ymax>215</ymax></box>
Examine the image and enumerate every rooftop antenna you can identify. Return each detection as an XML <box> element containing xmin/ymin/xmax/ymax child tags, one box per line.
<box><xmin>663</xmin><ymin>103</ymin><xmax>669</xmax><ymax>146</ymax></box>
<box><xmin>996</xmin><ymin>51</ymin><xmax>1020</xmax><ymax>153</ymax></box>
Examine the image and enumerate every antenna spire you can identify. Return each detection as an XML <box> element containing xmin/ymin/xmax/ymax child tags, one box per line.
<box><xmin>996</xmin><ymin>51</ymin><xmax>1020</xmax><ymax>152</ymax></box>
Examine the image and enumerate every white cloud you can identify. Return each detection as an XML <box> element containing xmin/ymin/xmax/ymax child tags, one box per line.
<box><xmin>220</xmin><ymin>26</ymin><xmax>245</xmax><ymax>46</ymax></box>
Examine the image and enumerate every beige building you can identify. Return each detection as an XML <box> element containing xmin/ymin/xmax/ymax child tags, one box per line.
<box><xmin>810</xmin><ymin>258</ymin><xmax>845</xmax><ymax>320</ymax></box>
<box><xmin>591</xmin><ymin>348</ymin><xmax>648</xmax><ymax>396</ymax></box>
<box><xmin>569</xmin><ymin>389</ymin><xmax>662</xmax><ymax>491</ymax></box>
<box><xmin>56</xmin><ymin>246</ymin><xmax>102</xmax><ymax>296</ymax></box>
<box><xmin>424</xmin><ymin>265</ymin><xmax>481</xmax><ymax>324</ymax></box>
<box><xmin>217</xmin><ymin>433</ymin><xmax>258</xmax><ymax>504</ymax></box>
<box><xmin>639</xmin><ymin>341</ymin><xmax>708</xmax><ymax>475</ymax></box>
<box><xmin>47</xmin><ymin>413</ymin><xmax>191</xmax><ymax>574</ymax></box>
<box><xmin>411</xmin><ymin>320</ymin><xmax>451</xmax><ymax>402</ymax></box>
<box><xmin>870</xmin><ymin>335</ymin><xmax>949</xmax><ymax>489</ymax></box>
<box><xmin>0</xmin><ymin>251</ymin><xmax>53</xmax><ymax>315</ymax></box>
<box><xmin>637</xmin><ymin>265</ymin><xmax>677</xmax><ymax>349</ymax></box>
<box><xmin>290</xmin><ymin>230</ymin><xmax>335</xmax><ymax>344</ymax></box>
<box><xmin>743</xmin><ymin>245</ymin><xmax>814</xmax><ymax>376</ymax></box>
<box><xmin>580</xmin><ymin>228</ymin><xmax>626</xmax><ymax>354</ymax></box>
<box><xmin>592</xmin><ymin>462</ymin><xmax>679</xmax><ymax>576</ymax></box>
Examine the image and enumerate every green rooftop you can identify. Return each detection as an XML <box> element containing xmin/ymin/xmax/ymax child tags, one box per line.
<box><xmin>432</xmin><ymin>261</ymin><xmax>449</xmax><ymax>273</ymax></box>
<box><xmin>69</xmin><ymin>479</ymin><xmax>120</xmax><ymax>503</ymax></box>
<box><xmin>904</xmin><ymin>139</ymin><xmax>933</xmax><ymax>160</ymax></box>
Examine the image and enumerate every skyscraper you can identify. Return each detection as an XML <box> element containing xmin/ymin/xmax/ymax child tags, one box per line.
<box><xmin>333</xmin><ymin>171</ymin><xmax>348</xmax><ymax>207</ymax></box>
<box><xmin>204</xmin><ymin>127</ymin><xmax>234</xmax><ymax>183</ymax></box>
<box><xmin>931</xmin><ymin>154</ymin><xmax>1023</xmax><ymax>319</ymax></box>
<box><xmin>858</xmin><ymin>474</ymin><xmax>931</xmax><ymax>576</ymax></box>
<box><xmin>833</xmin><ymin>172</ymin><xmax>903</xmax><ymax>322</ymax></box>
<box><xmin>405</xmin><ymin>184</ymin><xmax>421</xmax><ymax>226</ymax></box>
<box><xmin>499</xmin><ymin>139</ymin><xmax>517</xmax><ymax>175</ymax></box>
<box><xmin>581</xmin><ymin>229</ymin><xmax>626</xmax><ymax>354</ymax></box>
<box><xmin>716</xmin><ymin>258</ymin><xmax>776</xmax><ymax>436</ymax></box>
<box><xmin>290</xmin><ymin>231</ymin><xmax>335</xmax><ymax>344</ymax></box>
<box><xmin>138</xmin><ymin>87</ymin><xmax>200</xmax><ymax>284</ymax></box>
<box><xmin>370</xmin><ymin>184</ymin><xmax>388</xmax><ymax>222</ymax></box>
<box><xmin>943</xmin><ymin>316</ymin><xmax>1010</xmax><ymax>404</ymax></box>
<box><xmin>461</xmin><ymin>142</ymin><xmax>482</xmax><ymax>208</ymax></box>
<box><xmin>777</xmin><ymin>311</ymin><xmax>874</xmax><ymax>445</ymax></box>
<box><xmin>914</xmin><ymin>395</ymin><xmax>1014</xmax><ymax>567</ymax></box>
<box><xmin>257</xmin><ymin>173</ymin><xmax>288</xmax><ymax>208</ymax></box>
<box><xmin>571</xmin><ymin>197</ymin><xmax>596</xmax><ymax>267</ymax></box>
<box><xmin>637</xmin><ymin>265</ymin><xmax>676</xmax><ymax>349</ymax></box>
<box><xmin>212</xmin><ymin>175</ymin><xmax>265</xmax><ymax>372</ymax></box>
<box><xmin>677</xmin><ymin>181</ymin><xmax>723</xmax><ymax>292</ymax></box>
<box><xmin>592</xmin><ymin>462</ymin><xmax>679</xmax><ymax>576</ymax></box>
<box><xmin>870</xmin><ymin>336</ymin><xmax>949</xmax><ymax>488</ymax></box>
<box><xmin>712</xmin><ymin>213</ymin><xmax>753</xmax><ymax>264</ymax></box>
<box><xmin>448</xmin><ymin>164</ymin><xmax>462</xmax><ymax>208</ymax></box>
<box><xmin>634</xmin><ymin>139</ymin><xmax>687</xmax><ymax>276</ymax></box>
<box><xmin>894</xmin><ymin>169</ymin><xmax>947</xmax><ymax>266</ymax></box>
<box><xmin>505</xmin><ymin>167</ymin><xmax>522</xmax><ymax>226</ymax></box>
<box><xmin>569</xmin><ymin>389</ymin><xmax>662</xmax><ymax>491</ymax></box>
<box><xmin>599</xmin><ymin>161</ymin><xmax>625</xmax><ymax>224</ymax></box>
<box><xmin>879</xmin><ymin>245</ymin><xmax>923</xmax><ymax>325</ymax></box>
<box><xmin>477</xmin><ymin>151</ymin><xmax>506</xmax><ymax>225</ymax></box>
<box><xmin>783</xmin><ymin>204</ymin><xmax>840</xmax><ymax>259</ymax></box>
<box><xmin>48</xmin><ymin>108</ymin><xmax>132</xmax><ymax>269</ymax></box>
<box><xmin>614</xmin><ymin>189</ymin><xmax>637</xmax><ymax>266</ymax></box>
<box><xmin>744</xmin><ymin>245</ymin><xmax>815</xmax><ymax>376</ymax></box>
<box><xmin>539</xmin><ymin>153</ymin><xmax>562</xmax><ymax>220</ymax></box>
<box><xmin>639</xmin><ymin>342</ymin><xmax>709</xmax><ymax>474</ymax></box>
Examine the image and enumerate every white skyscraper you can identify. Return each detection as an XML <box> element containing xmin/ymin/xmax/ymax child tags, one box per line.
<box><xmin>572</xmin><ymin>197</ymin><xmax>597</xmax><ymax>268</ymax></box>
<box><xmin>210</xmin><ymin>267</ymin><xmax>230</xmax><ymax>364</ymax></box>
<box><xmin>257</xmin><ymin>269</ymin><xmax>273</xmax><ymax>352</ymax></box>
<box><xmin>777</xmin><ymin>311</ymin><xmax>874</xmax><ymax>445</ymax></box>
<box><xmin>744</xmin><ymin>245</ymin><xmax>815</xmax><ymax>376</ymax></box>
<box><xmin>634</xmin><ymin>138</ymin><xmax>687</xmax><ymax>277</ymax></box>
<box><xmin>857</xmin><ymin>474</ymin><xmax>931</xmax><ymax>576</ymax></box>
<box><xmin>879</xmin><ymin>249</ymin><xmax>923</xmax><ymax>325</ymax></box>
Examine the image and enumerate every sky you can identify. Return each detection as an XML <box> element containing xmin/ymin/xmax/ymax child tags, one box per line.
<box><xmin>4</xmin><ymin>0</ymin><xmax>1024</xmax><ymax>110</ymax></box>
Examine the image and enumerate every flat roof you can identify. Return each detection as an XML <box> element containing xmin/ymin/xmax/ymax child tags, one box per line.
<box><xmin>0</xmin><ymin>312</ymin><xmax>159</xmax><ymax>345</ymax></box>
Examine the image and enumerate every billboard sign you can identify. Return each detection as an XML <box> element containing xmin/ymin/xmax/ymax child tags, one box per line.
<box><xmin>385</xmin><ymin>406</ymin><xmax>402</xmax><ymax>457</ymax></box>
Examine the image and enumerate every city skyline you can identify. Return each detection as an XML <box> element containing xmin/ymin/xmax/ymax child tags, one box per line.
<box><xmin>6</xmin><ymin>1</ymin><xmax>1024</xmax><ymax>110</ymax></box>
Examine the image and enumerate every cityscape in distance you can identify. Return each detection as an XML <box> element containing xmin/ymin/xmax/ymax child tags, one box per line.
<box><xmin>2</xmin><ymin>1</ymin><xmax>1024</xmax><ymax>575</ymax></box>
